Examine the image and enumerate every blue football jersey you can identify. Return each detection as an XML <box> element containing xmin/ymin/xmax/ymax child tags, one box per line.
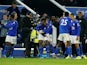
<box><xmin>70</xmin><ymin>19</ymin><xmax>81</xmax><ymax>36</ymax></box>
<box><xmin>59</xmin><ymin>17</ymin><xmax>71</xmax><ymax>34</ymax></box>
<box><xmin>4</xmin><ymin>20</ymin><xmax>18</xmax><ymax>36</ymax></box>
<box><xmin>46</xmin><ymin>20</ymin><xmax>53</xmax><ymax>34</ymax></box>
<box><xmin>35</xmin><ymin>22</ymin><xmax>48</xmax><ymax>34</ymax></box>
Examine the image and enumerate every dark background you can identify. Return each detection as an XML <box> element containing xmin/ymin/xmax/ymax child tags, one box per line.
<box><xmin>0</xmin><ymin>0</ymin><xmax>87</xmax><ymax>16</ymax></box>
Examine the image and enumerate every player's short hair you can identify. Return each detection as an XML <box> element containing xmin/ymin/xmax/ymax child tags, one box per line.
<box><xmin>12</xmin><ymin>1</ymin><xmax>17</xmax><ymax>5</ymax></box>
<box><xmin>70</xmin><ymin>13</ymin><xmax>74</xmax><ymax>16</ymax></box>
<box><xmin>78</xmin><ymin>11</ymin><xmax>82</xmax><ymax>14</ymax></box>
<box><xmin>41</xmin><ymin>18</ymin><xmax>46</xmax><ymax>21</ymax></box>
<box><xmin>64</xmin><ymin>12</ymin><xmax>69</xmax><ymax>17</ymax></box>
<box><xmin>10</xmin><ymin>12</ymin><xmax>17</xmax><ymax>19</ymax></box>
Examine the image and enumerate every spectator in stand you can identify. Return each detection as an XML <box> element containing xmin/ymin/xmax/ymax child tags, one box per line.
<box><xmin>6</xmin><ymin>2</ymin><xmax>20</xmax><ymax>28</ymax></box>
<box><xmin>76</xmin><ymin>0</ymin><xmax>87</xmax><ymax>7</ymax></box>
<box><xmin>0</xmin><ymin>0</ymin><xmax>13</xmax><ymax>5</ymax></box>
<box><xmin>0</xmin><ymin>14</ymin><xmax>8</xmax><ymax>48</ymax></box>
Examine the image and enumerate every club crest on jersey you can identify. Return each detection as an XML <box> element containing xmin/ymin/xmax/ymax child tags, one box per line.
<box><xmin>73</xmin><ymin>23</ymin><xmax>75</xmax><ymax>26</ymax></box>
<box><xmin>44</xmin><ymin>27</ymin><xmax>46</xmax><ymax>29</ymax></box>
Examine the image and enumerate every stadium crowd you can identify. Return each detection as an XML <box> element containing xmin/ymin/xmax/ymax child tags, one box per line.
<box><xmin>56</xmin><ymin>0</ymin><xmax>87</xmax><ymax>7</ymax></box>
<box><xmin>0</xmin><ymin>2</ymin><xmax>87</xmax><ymax>59</ymax></box>
<box><xmin>0</xmin><ymin>0</ymin><xmax>87</xmax><ymax>7</ymax></box>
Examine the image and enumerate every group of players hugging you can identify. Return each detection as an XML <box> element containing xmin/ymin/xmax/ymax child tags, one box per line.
<box><xmin>35</xmin><ymin>12</ymin><xmax>87</xmax><ymax>59</ymax></box>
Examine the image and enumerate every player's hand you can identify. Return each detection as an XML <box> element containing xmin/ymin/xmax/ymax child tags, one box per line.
<box><xmin>76</xmin><ymin>36</ymin><xmax>79</xmax><ymax>40</ymax></box>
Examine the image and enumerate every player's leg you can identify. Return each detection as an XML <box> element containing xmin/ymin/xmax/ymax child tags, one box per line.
<box><xmin>5</xmin><ymin>35</ymin><xmax>17</xmax><ymax>58</ymax></box>
<box><xmin>55</xmin><ymin>41</ymin><xmax>61</xmax><ymax>56</ymax></box>
<box><xmin>38</xmin><ymin>34</ymin><xmax>44</xmax><ymax>58</ymax></box>
<box><xmin>73</xmin><ymin>36</ymin><xmax>81</xmax><ymax>59</ymax></box>
<box><xmin>70</xmin><ymin>36</ymin><xmax>81</xmax><ymax>59</ymax></box>
<box><xmin>64</xmin><ymin>41</ymin><xmax>72</xmax><ymax>59</ymax></box>
<box><xmin>38</xmin><ymin>40</ymin><xmax>44</xmax><ymax>58</ymax></box>
<box><xmin>47</xmin><ymin>34</ymin><xmax>56</xmax><ymax>57</ymax></box>
<box><xmin>2</xmin><ymin>44</ymin><xmax>8</xmax><ymax>57</ymax></box>
<box><xmin>55</xmin><ymin>34</ymin><xmax>63</xmax><ymax>57</ymax></box>
<box><xmin>44</xmin><ymin>36</ymin><xmax>50</xmax><ymax>58</ymax></box>
<box><xmin>5</xmin><ymin>42</ymin><xmax>13</xmax><ymax>57</ymax></box>
<box><xmin>4</xmin><ymin>36</ymin><xmax>12</xmax><ymax>57</ymax></box>
<box><xmin>75</xmin><ymin>44</ymin><xmax>82</xmax><ymax>59</ymax></box>
<box><xmin>64</xmin><ymin>34</ymin><xmax>72</xmax><ymax>59</ymax></box>
<box><xmin>2</xmin><ymin>43</ymin><xmax>13</xmax><ymax>58</ymax></box>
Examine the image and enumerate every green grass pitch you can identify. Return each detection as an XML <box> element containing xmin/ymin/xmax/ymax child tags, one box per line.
<box><xmin>0</xmin><ymin>58</ymin><xmax>87</xmax><ymax>65</ymax></box>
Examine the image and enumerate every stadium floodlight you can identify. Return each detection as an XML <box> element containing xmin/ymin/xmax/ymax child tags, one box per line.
<box><xmin>49</xmin><ymin>0</ymin><xmax>71</xmax><ymax>14</ymax></box>
<box><xmin>16</xmin><ymin>0</ymin><xmax>40</xmax><ymax>17</ymax></box>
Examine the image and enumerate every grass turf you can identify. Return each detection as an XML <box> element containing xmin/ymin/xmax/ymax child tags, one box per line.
<box><xmin>0</xmin><ymin>58</ymin><xmax>87</xmax><ymax>65</ymax></box>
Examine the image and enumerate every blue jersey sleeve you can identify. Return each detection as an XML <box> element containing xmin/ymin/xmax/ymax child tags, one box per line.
<box><xmin>4</xmin><ymin>21</ymin><xmax>17</xmax><ymax>29</ymax></box>
<box><xmin>4</xmin><ymin>20</ymin><xmax>18</xmax><ymax>36</ymax></box>
<box><xmin>47</xmin><ymin>23</ymin><xmax>52</xmax><ymax>34</ymax></box>
<box><xmin>35</xmin><ymin>23</ymin><xmax>41</xmax><ymax>31</ymax></box>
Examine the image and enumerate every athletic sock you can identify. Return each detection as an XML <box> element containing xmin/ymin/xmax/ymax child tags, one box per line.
<box><xmin>55</xmin><ymin>47</ymin><xmax>60</xmax><ymax>54</ymax></box>
<box><xmin>2</xmin><ymin>45</ymin><xmax>8</xmax><ymax>55</ymax></box>
<box><xmin>66</xmin><ymin>46</ymin><xmax>72</xmax><ymax>56</ymax></box>
<box><xmin>76</xmin><ymin>47</ymin><xmax>81</xmax><ymax>56</ymax></box>
<box><xmin>39</xmin><ymin>47</ymin><xmax>43</xmax><ymax>56</ymax></box>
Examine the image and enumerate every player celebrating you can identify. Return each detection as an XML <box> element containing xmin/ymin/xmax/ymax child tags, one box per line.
<box><xmin>2</xmin><ymin>12</ymin><xmax>18</xmax><ymax>58</ymax></box>
<box><xmin>70</xmin><ymin>13</ymin><xmax>81</xmax><ymax>59</ymax></box>
<box><xmin>35</xmin><ymin>18</ymin><xmax>50</xmax><ymax>58</ymax></box>
<box><xmin>58</xmin><ymin>12</ymin><xmax>72</xmax><ymax>59</ymax></box>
